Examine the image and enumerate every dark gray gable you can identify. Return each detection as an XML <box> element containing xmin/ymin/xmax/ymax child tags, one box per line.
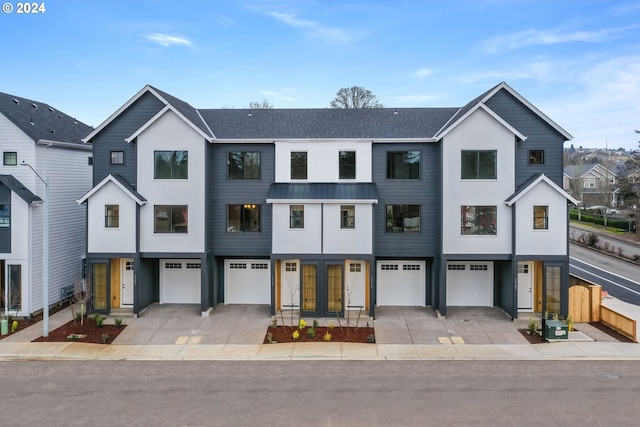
<box><xmin>0</xmin><ymin>91</ymin><xmax>92</xmax><ymax>144</ymax></box>
<box><xmin>150</xmin><ymin>86</ymin><xmax>212</xmax><ymax>138</ymax></box>
<box><xmin>112</xmin><ymin>174</ymin><xmax>147</xmax><ymax>202</ymax></box>
<box><xmin>267</xmin><ymin>183</ymin><xmax>377</xmax><ymax>200</ymax></box>
<box><xmin>0</xmin><ymin>174</ymin><xmax>41</xmax><ymax>204</ymax></box>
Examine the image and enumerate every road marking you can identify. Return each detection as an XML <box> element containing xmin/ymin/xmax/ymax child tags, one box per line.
<box><xmin>570</xmin><ymin>256</ymin><xmax>640</xmax><ymax>286</ymax></box>
<box><xmin>570</xmin><ymin>260</ymin><xmax>640</xmax><ymax>296</ymax></box>
<box><xmin>438</xmin><ymin>337</ymin><xmax>451</xmax><ymax>344</ymax></box>
<box><xmin>451</xmin><ymin>336</ymin><xmax>465</xmax><ymax>344</ymax></box>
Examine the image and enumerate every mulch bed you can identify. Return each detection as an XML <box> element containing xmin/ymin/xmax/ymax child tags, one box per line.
<box><xmin>0</xmin><ymin>301</ymin><xmax>71</xmax><ymax>340</ymax></box>
<box><xmin>589</xmin><ymin>322</ymin><xmax>634</xmax><ymax>343</ymax></box>
<box><xmin>518</xmin><ymin>329</ymin><xmax>544</xmax><ymax>344</ymax></box>
<box><xmin>265</xmin><ymin>325</ymin><xmax>375</xmax><ymax>344</ymax></box>
<box><xmin>32</xmin><ymin>315</ymin><xmax>126</xmax><ymax>344</ymax></box>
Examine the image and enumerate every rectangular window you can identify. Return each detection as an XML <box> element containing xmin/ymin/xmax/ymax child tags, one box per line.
<box><xmin>386</xmin><ymin>151</ymin><xmax>420</xmax><ymax>179</ymax></box>
<box><xmin>461</xmin><ymin>206</ymin><xmax>497</xmax><ymax>235</ymax></box>
<box><xmin>227</xmin><ymin>204</ymin><xmax>261</xmax><ymax>232</ymax></box>
<box><xmin>154</xmin><ymin>151</ymin><xmax>188</xmax><ymax>179</ymax></box>
<box><xmin>0</xmin><ymin>204</ymin><xmax>10</xmax><ymax>228</ymax></box>
<box><xmin>583</xmin><ymin>178</ymin><xmax>595</xmax><ymax>188</ymax></box>
<box><xmin>285</xmin><ymin>262</ymin><xmax>297</xmax><ymax>272</ymax></box>
<box><xmin>110</xmin><ymin>151</ymin><xmax>124</xmax><ymax>165</ymax></box>
<box><xmin>88</xmin><ymin>156</ymin><xmax>93</xmax><ymax>166</ymax></box>
<box><xmin>448</xmin><ymin>264</ymin><xmax>466</xmax><ymax>271</ymax></box>
<box><xmin>104</xmin><ymin>205</ymin><xmax>119</xmax><ymax>228</ymax></box>
<box><xmin>386</xmin><ymin>204</ymin><xmax>420</xmax><ymax>233</ymax></box>
<box><xmin>3</xmin><ymin>152</ymin><xmax>17</xmax><ymax>166</ymax></box>
<box><xmin>339</xmin><ymin>151</ymin><xmax>356</xmax><ymax>179</ymax></box>
<box><xmin>349</xmin><ymin>263</ymin><xmax>362</xmax><ymax>273</ymax></box>
<box><xmin>7</xmin><ymin>264</ymin><xmax>21</xmax><ymax>311</ymax></box>
<box><xmin>154</xmin><ymin>205</ymin><xmax>188</xmax><ymax>233</ymax></box>
<box><xmin>461</xmin><ymin>150</ymin><xmax>497</xmax><ymax>179</ymax></box>
<box><xmin>228</xmin><ymin>151</ymin><xmax>261</xmax><ymax>179</ymax></box>
<box><xmin>340</xmin><ymin>205</ymin><xmax>355</xmax><ymax>229</ymax></box>
<box><xmin>291</xmin><ymin>152</ymin><xmax>307</xmax><ymax>179</ymax></box>
<box><xmin>380</xmin><ymin>264</ymin><xmax>398</xmax><ymax>271</ymax></box>
<box><xmin>545</xmin><ymin>266</ymin><xmax>562</xmax><ymax>314</ymax></box>
<box><xmin>533</xmin><ymin>205</ymin><xmax>549</xmax><ymax>230</ymax></box>
<box><xmin>528</xmin><ymin>150</ymin><xmax>544</xmax><ymax>165</ymax></box>
<box><xmin>290</xmin><ymin>205</ymin><xmax>304</xmax><ymax>228</ymax></box>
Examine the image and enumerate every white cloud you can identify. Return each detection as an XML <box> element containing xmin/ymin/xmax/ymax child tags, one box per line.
<box><xmin>261</xmin><ymin>90</ymin><xmax>295</xmax><ymax>102</ymax></box>
<box><xmin>415</xmin><ymin>68</ymin><xmax>434</xmax><ymax>78</ymax></box>
<box><xmin>144</xmin><ymin>33</ymin><xmax>192</xmax><ymax>47</ymax></box>
<box><xmin>217</xmin><ymin>17</ymin><xmax>234</xmax><ymax>27</ymax></box>
<box><xmin>264</xmin><ymin>11</ymin><xmax>352</xmax><ymax>43</ymax></box>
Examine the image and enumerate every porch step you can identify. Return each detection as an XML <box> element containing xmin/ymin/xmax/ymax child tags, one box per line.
<box><xmin>109</xmin><ymin>308</ymin><xmax>135</xmax><ymax>318</ymax></box>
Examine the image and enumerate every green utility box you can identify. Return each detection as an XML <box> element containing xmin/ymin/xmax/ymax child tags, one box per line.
<box><xmin>545</xmin><ymin>320</ymin><xmax>568</xmax><ymax>340</ymax></box>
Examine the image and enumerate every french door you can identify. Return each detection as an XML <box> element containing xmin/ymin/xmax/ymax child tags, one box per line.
<box><xmin>301</xmin><ymin>263</ymin><xmax>344</xmax><ymax>317</ymax></box>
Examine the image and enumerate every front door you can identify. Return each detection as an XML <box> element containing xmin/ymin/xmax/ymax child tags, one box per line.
<box><xmin>301</xmin><ymin>263</ymin><xmax>344</xmax><ymax>317</ymax></box>
<box><xmin>121</xmin><ymin>259</ymin><xmax>134</xmax><ymax>307</ymax></box>
<box><xmin>517</xmin><ymin>262</ymin><xmax>533</xmax><ymax>310</ymax></box>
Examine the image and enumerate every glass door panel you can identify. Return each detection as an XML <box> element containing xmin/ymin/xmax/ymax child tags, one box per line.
<box><xmin>302</xmin><ymin>264</ymin><xmax>317</xmax><ymax>312</ymax></box>
<box><xmin>327</xmin><ymin>265</ymin><xmax>343</xmax><ymax>313</ymax></box>
<box><xmin>93</xmin><ymin>263</ymin><xmax>108</xmax><ymax>310</ymax></box>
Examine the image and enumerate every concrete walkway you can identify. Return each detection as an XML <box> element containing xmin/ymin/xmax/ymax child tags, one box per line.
<box><xmin>1</xmin><ymin>302</ymin><xmax>640</xmax><ymax>361</ymax></box>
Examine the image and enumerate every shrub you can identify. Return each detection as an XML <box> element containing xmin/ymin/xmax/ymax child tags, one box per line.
<box><xmin>586</xmin><ymin>232</ymin><xmax>599</xmax><ymax>247</ymax></box>
<box><xmin>292</xmin><ymin>330</ymin><xmax>300</xmax><ymax>340</ymax></box>
<box><xmin>327</xmin><ymin>322</ymin><xmax>334</xmax><ymax>330</ymax></box>
<box><xmin>528</xmin><ymin>318</ymin><xmax>538</xmax><ymax>335</ymax></box>
<box><xmin>115</xmin><ymin>318</ymin><xmax>123</xmax><ymax>327</ymax></box>
<box><xmin>270</xmin><ymin>318</ymin><xmax>278</xmax><ymax>328</ymax></box>
<box><xmin>366</xmin><ymin>334</ymin><xmax>376</xmax><ymax>343</ymax></box>
<box><xmin>299</xmin><ymin>319</ymin><xmax>306</xmax><ymax>329</ymax></box>
<box><xmin>312</xmin><ymin>319</ymin><xmax>319</xmax><ymax>328</ymax></box>
<box><xmin>101</xmin><ymin>333</ymin><xmax>109</xmax><ymax>344</ymax></box>
<box><xmin>323</xmin><ymin>332</ymin><xmax>332</xmax><ymax>342</ymax></box>
<box><xmin>94</xmin><ymin>314</ymin><xmax>104</xmax><ymax>327</ymax></box>
<box><xmin>307</xmin><ymin>327</ymin><xmax>316</xmax><ymax>338</ymax></box>
<box><xmin>67</xmin><ymin>334</ymin><xmax>78</xmax><ymax>341</ymax></box>
<box><xmin>11</xmin><ymin>320</ymin><xmax>18</xmax><ymax>333</ymax></box>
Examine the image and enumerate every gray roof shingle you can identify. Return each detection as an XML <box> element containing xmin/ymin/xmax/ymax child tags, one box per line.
<box><xmin>0</xmin><ymin>174</ymin><xmax>41</xmax><ymax>204</ymax></box>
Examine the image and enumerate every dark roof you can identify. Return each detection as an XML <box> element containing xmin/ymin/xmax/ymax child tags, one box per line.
<box><xmin>504</xmin><ymin>173</ymin><xmax>543</xmax><ymax>204</ymax></box>
<box><xmin>0</xmin><ymin>174</ymin><xmax>41</xmax><ymax>204</ymax></box>
<box><xmin>112</xmin><ymin>174</ymin><xmax>146</xmax><ymax>202</ymax></box>
<box><xmin>151</xmin><ymin>86</ymin><xmax>213</xmax><ymax>138</ymax></box>
<box><xmin>435</xmin><ymin>83</ymin><xmax>499</xmax><ymax>137</ymax></box>
<box><xmin>267</xmin><ymin>183</ymin><xmax>378</xmax><ymax>200</ymax></box>
<box><xmin>0</xmin><ymin>91</ymin><xmax>92</xmax><ymax>144</ymax></box>
<box><xmin>198</xmin><ymin>108</ymin><xmax>458</xmax><ymax>140</ymax></box>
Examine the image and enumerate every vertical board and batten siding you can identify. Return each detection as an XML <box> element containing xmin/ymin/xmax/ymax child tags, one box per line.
<box><xmin>91</xmin><ymin>91</ymin><xmax>165</xmax><ymax>186</ymax></box>
<box><xmin>372</xmin><ymin>142</ymin><xmax>440</xmax><ymax>257</ymax></box>
<box><xmin>208</xmin><ymin>143</ymin><xmax>274</xmax><ymax>256</ymax></box>
<box><xmin>484</xmin><ymin>89</ymin><xmax>566</xmax><ymax>188</ymax></box>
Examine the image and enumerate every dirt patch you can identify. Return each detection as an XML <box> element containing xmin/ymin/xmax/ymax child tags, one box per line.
<box><xmin>518</xmin><ymin>329</ymin><xmax>544</xmax><ymax>344</ymax></box>
<box><xmin>589</xmin><ymin>322</ymin><xmax>634</xmax><ymax>343</ymax></box>
<box><xmin>265</xmin><ymin>325</ymin><xmax>375</xmax><ymax>344</ymax></box>
<box><xmin>32</xmin><ymin>316</ymin><xmax>126</xmax><ymax>344</ymax></box>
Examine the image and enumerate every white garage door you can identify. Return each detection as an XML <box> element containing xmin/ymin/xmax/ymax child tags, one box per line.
<box><xmin>376</xmin><ymin>260</ymin><xmax>425</xmax><ymax>306</ymax></box>
<box><xmin>225</xmin><ymin>260</ymin><xmax>271</xmax><ymax>304</ymax></box>
<box><xmin>446</xmin><ymin>262</ymin><xmax>493</xmax><ymax>306</ymax></box>
<box><xmin>160</xmin><ymin>259</ymin><xmax>201</xmax><ymax>304</ymax></box>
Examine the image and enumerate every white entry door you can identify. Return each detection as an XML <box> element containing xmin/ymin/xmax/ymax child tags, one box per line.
<box><xmin>345</xmin><ymin>261</ymin><xmax>365</xmax><ymax>309</ymax></box>
<box><xmin>517</xmin><ymin>262</ymin><xmax>533</xmax><ymax>310</ymax></box>
<box><xmin>121</xmin><ymin>259</ymin><xmax>134</xmax><ymax>306</ymax></box>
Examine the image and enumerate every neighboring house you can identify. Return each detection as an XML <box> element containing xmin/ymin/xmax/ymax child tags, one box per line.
<box><xmin>563</xmin><ymin>163</ymin><xmax>618</xmax><ymax>208</ymax></box>
<box><xmin>79</xmin><ymin>82</ymin><xmax>576</xmax><ymax>320</ymax></box>
<box><xmin>0</xmin><ymin>91</ymin><xmax>93</xmax><ymax>317</ymax></box>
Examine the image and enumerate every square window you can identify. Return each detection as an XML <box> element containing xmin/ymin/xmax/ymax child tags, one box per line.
<box><xmin>227</xmin><ymin>204</ymin><xmax>261</xmax><ymax>232</ymax></box>
<box><xmin>154</xmin><ymin>151</ymin><xmax>188</xmax><ymax>179</ymax></box>
<box><xmin>340</xmin><ymin>205</ymin><xmax>355</xmax><ymax>229</ymax></box>
<box><xmin>461</xmin><ymin>150</ymin><xmax>496</xmax><ymax>179</ymax></box>
<box><xmin>3</xmin><ymin>152</ymin><xmax>17</xmax><ymax>166</ymax></box>
<box><xmin>88</xmin><ymin>156</ymin><xmax>93</xmax><ymax>166</ymax></box>
<box><xmin>105</xmin><ymin>205</ymin><xmax>119</xmax><ymax>228</ymax></box>
<box><xmin>529</xmin><ymin>150</ymin><xmax>544</xmax><ymax>165</ymax></box>
<box><xmin>228</xmin><ymin>152</ymin><xmax>261</xmax><ymax>179</ymax></box>
<box><xmin>386</xmin><ymin>151</ymin><xmax>420</xmax><ymax>179</ymax></box>
<box><xmin>386</xmin><ymin>204</ymin><xmax>420</xmax><ymax>232</ymax></box>
<box><xmin>533</xmin><ymin>205</ymin><xmax>548</xmax><ymax>229</ymax></box>
<box><xmin>290</xmin><ymin>205</ymin><xmax>304</xmax><ymax>228</ymax></box>
<box><xmin>339</xmin><ymin>151</ymin><xmax>356</xmax><ymax>179</ymax></box>
<box><xmin>291</xmin><ymin>152</ymin><xmax>307</xmax><ymax>179</ymax></box>
<box><xmin>154</xmin><ymin>205</ymin><xmax>188</xmax><ymax>233</ymax></box>
<box><xmin>460</xmin><ymin>206</ymin><xmax>497</xmax><ymax>235</ymax></box>
<box><xmin>110</xmin><ymin>151</ymin><xmax>124</xmax><ymax>165</ymax></box>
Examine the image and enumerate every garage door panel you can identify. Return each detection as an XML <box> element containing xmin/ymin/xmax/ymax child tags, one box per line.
<box><xmin>377</xmin><ymin>261</ymin><xmax>425</xmax><ymax>306</ymax></box>
<box><xmin>225</xmin><ymin>260</ymin><xmax>271</xmax><ymax>304</ymax></box>
<box><xmin>447</xmin><ymin>262</ymin><xmax>493</xmax><ymax>306</ymax></box>
<box><xmin>161</xmin><ymin>260</ymin><xmax>201</xmax><ymax>304</ymax></box>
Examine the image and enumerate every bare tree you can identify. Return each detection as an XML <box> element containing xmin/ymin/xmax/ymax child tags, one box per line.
<box><xmin>330</xmin><ymin>86</ymin><xmax>383</xmax><ymax>109</ymax></box>
<box><xmin>248</xmin><ymin>99</ymin><xmax>273</xmax><ymax>109</ymax></box>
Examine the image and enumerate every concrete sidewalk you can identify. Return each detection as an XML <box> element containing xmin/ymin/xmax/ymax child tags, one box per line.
<box><xmin>1</xmin><ymin>302</ymin><xmax>639</xmax><ymax>361</ymax></box>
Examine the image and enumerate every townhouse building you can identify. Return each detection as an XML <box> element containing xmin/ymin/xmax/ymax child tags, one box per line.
<box><xmin>79</xmin><ymin>82</ymin><xmax>576</xmax><ymax>320</ymax></box>
<box><xmin>0</xmin><ymin>91</ymin><xmax>92</xmax><ymax>317</ymax></box>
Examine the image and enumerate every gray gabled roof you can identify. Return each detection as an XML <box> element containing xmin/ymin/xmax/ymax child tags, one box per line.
<box><xmin>0</xmin><ymin>91</ymin><xmax>92</xmax><ymax>144</ymax></box>
<box><xmin>150</xmin><ymin>86</ymin><xmax>213</xmax><ymax>138</ymax></box>
<box><xmin>0</xmin><ymin>174</ymin><xmax>42</xmax><ymax>205</ymax></box>
<box><xmin>267</xmin><ymin>183</ymin><xmax>378</xmax><ymax>202</ymax></box>
<box><xmin>505</xmin><ymin>173</ymin><xmax>578</xmax><ymax>206</ymax></box>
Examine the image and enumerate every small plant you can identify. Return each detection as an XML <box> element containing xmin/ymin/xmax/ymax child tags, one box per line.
<box><xmin>11</xmin><ymin>320</ymin><xmax>18</xmax><ymax>333</ymax></box>
<box><xmin>292</xmin><ymin>330</ymin><xmax>300</xmax><ymax>340</ymax></box>
<box><xmin>327</xmin><ymin>322</ymin><xmax>334</xmax><ymax>330</ymax></box>
<box><xmin>101</xmin><ymin>333</ymin><xmax>109</xmax><ymax>344</ymax></box>
<box><xmin>270</xmin><ymin>318</ymin><xmax>278</xmax><ymax>328</ymax></box>
<box><xmin>67</xmin><ymin>334</ymin><xmax>78</xmax><ymax>341</ymax></box>
<box><xmin>307</xmin><ymin>327</ymin><xmax>316</xmax><ymax>338</ymax></box>
<box><xmin>115</xmin><ymin>318</ymin><xmax>123</xmax><ymax>328</ymax></box>
<box><xmin>94</xmin><ymin>314</ymin><xmax>104</xmax><ymax>327</ymax></box>
<box><xmin>74</xmin><ymin>312</ymin><xmax>82</xmax><ymax>322</ymax></box>
<box><xmin>566</xmin><ymin>315</ymin><xmax>573</xmax><ymax>332</ymax></box>
<box><xmin>299</xmin><ymin>319</ymin><xmax>306</xmax><ymax>329</ymax></box>
<box><xmin>366</xmin><ymin>334</ymin><xmax>376</xmax><ymax>343</ymax></box>
<box><xmin>528</xmin><ymin>318</ymin><xmax>538</xmax><ymax>335</ymax></box>
<box><xmin>312</xmin><ymin>319</ymin><xmax>319</xmax><ymax>328</ymax></box>
<box><xmin>323</xmin><ymin>331</ymin><xmax>332</xmax><ymax>342</ymax></box>
<box><xmin>266</xmin><ymin>332</ymin><xmax>277</xmax><ymax>344</ymax></box>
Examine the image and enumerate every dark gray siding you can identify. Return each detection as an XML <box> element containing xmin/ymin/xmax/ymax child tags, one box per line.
<box><xmin>208</xmin><ymin>143</ymin><xmax>274</xmax><ymax>256</ymax></box>
<box><xmin>136</xmin><ymin>257</ymin><xmax>159</xmax><ymax>314</ymax></box>
<box><xmin>495</xmin><ymin>260</ymin><xmax>515</xmax><ymax>318</ymax></box>
<box><xmin>485</xmin><ymin>89</ymin><xmax>566</xmax><ymax>188</ymax></box>
<box><xmin>0</xmin><ymin>183</ymin><xmax>10</xmax><ymax>253</ymax></box>
<box><xmin>373</xmin><ymin>142</ymin><xmax>440</xmax><ymax>257</ymax></box>
<box><xmin>91</xmin><ymin>92</ymin><xmax>165</xmax><ymax>186</ymax></box>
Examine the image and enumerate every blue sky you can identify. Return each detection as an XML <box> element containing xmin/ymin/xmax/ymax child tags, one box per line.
<box><xmin>1</xmin><ymin>0</ymin><xmax>639</xmax><ymax>149</ymax></box>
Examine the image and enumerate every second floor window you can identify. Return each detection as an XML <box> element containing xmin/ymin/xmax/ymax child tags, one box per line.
<box><xmin>154</xmin><ymin>205</ymin><xmax>188</xmax><ymax>233</ymax></box>
<box><xmin>290</xmin><ymin>205</ymin><xmax>304</xmax><ymax>228</ymax></box>
<box><xmin>228</xmin><ymin>152</ymin><xmax>261</xmax><ymax>179</ymax></box>
<box><xmin>387</xmin><ymin>151</ymin><xmax>420</xmax><ymax>179</ymax></box>
<box><xmin>529</xmin><ymin>150</ymin><xmax>544</xmax><ymax>165</ymax></box>
<box><xmin>0</xmin><ymin>204</ymin><xmax>10</xmax><ymax>228</ymax></box>
<box><xmin>461</xmin><ymin>205</ymin><xmax>497</xmax><ymax>235</ymax></box>
<box><xmin>227</xmin><ymin>204</ymin><xmax>261</xmax><ymax>232</ymax></box>
<box><xmin>533</xmin><ymin>205</ymin><xmax>548</xmax><ymax>230</ymax></box>
<box><xmin>583</xmin><ymin>178</ymin><xmax>596</xmax><ymax>188</ymax></box>
<box><xmin>339</xmin><ymin>151</ymin><xmax>356</xmax><ymax>179</ymax></box>
<box><xmin>155</xmin><ymin>151</ymin><xmax>188</xmax><ymax>179</ymax></box>
<box><xmin>110</xmin><ymin>151</ymin><xmax>124</xmax><ymax>165</ymax></box>
<box><xmin>105</xmin><ymin>205</ymin><xmax>119</xmax><ymax>228</ymax></box>
<box><xmin>291</xmin><ymin>152</ymin><xmax>307</xmax><ymax>179</ymax></box>
<box><xmin>461</xmin><ymin>150</ymin><xmax>497</xmax><ymax>179</ymax></box>
<box><xmin>340</xmin><ymin>205</ymin><xmax>355</xmax><ymax>229</ymax></box>
<box><xmin>3</xmin><ymin>152</ymin><xmax>17</xmax><ymax>166</ymax></box>
<box><xmin>386</xmin><ymin>204</ymin><xmax>420</xmax><ymax>232</ymax></box>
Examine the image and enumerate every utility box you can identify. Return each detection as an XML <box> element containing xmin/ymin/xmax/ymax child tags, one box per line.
<box><xmin>545</xmin><ymin>320</ymin><xmax>568</xmax><ymax>340</ymax></box>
